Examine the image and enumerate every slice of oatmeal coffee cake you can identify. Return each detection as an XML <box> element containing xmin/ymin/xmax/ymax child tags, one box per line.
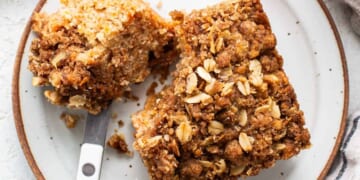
<box><xmin>132</xmin><ymin>0</ymin><xmax>311</xmax><ymax>179</ymax></box>
<box><xmin>29</xmin><ymin>0</ymin><xmax>177</xmax><ymax>114</ymax></box>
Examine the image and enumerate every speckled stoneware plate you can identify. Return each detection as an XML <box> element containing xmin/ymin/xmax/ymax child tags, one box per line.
<box><xmin>12</xmin><ymin>0</ymin><xmax>348</xmax><ymax>179</ymax></box>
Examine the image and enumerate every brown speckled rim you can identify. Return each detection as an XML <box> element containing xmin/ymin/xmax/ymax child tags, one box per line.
<box><xmin>12</xmin><ymin>1</ymin><xmax>348</xmax><ymax>180</ymax></box>
<box><xmin>317</xmin><ymin>1</ymin><xmax>349</xmax><ymax>179</ymax></box>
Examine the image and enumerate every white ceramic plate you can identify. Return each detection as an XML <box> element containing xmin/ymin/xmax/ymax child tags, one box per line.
<box><xmin>13</xmin><ymin>0</ymin><xmax>348</xmax><ymax>180</ymax></box>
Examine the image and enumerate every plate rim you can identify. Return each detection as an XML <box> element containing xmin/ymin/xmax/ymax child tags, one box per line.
<box><xmin>11</xmin><ymin>1</ymin><xmax>349</xmax><ymax>179</ymax></box>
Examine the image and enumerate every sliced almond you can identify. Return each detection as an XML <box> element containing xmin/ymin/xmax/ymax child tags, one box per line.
<box><xmin>249</xmin><ymin>73</ymin><xmax>263</xmax><ymax>87</ymax></box>
<box><xmin>271</xmin><ymin>101</ymin><xmax>281</xmax><ymax>119</ymax></box>
<box><xmin>239</xmin><ymin>133</ymin><xmax>252</xmax><ymax>152</ymax></box>
<box><xmin>199</xmin><ymin>160</ymin><xmax>213</xmax><ymax>168</ymax></box>
<box><xmin>204</xmin><ymin>58</ymin><xmax>216</xmax><ymax>72</ymax></box>
<box><xmin>239</xmin><ymin>110</ymin><xmax>248</xmax><ymax>126</ymax></box>
<box><xmin>216</xmin><ymin>37</ymin><xmax>224</xmax><ymax>52</ymax></box>
<box><xmin>221</xmin><ymin>82</ymin><xmax>235</xmax><ymax>96</ymax></box>
<box><xmin>176</xmin><ymin>121</ymin><xmax>192</xmax><ymax>144</ymax></box>
<box><xmin>137</xmin><ymin>136</ymin><xmax>162</xmax><ymax>149</ymax></box>
<box><xmin>214</xmin><ymin>159</ymin><xmax>227</xmax><ymax>174</ymax></box>
<box><xmin>169</xmin><ymin>114</ymin><xmax>189</xmax><ymax>125</ymax></box>
<box><xmin>263</xmin><ymin>74</ymin><xmax>279</xmax><ymax>83</ymax></box>
<box><xmin>248</xmin><ymin>60</ymin><xmax>263</xmax><ymax>87</ymax></box>
<box><xmin>208</xmin><ymin>121</ymin><xmax>224</xmax><ymax>135</ymax></box>
<box><xmin>236</xmin><ymin>80</ymin><xmax>250</xmax><ymax>96</ymax></box>
<box><xmin>163</xmin><ymin>134</ymin><xmax>170</xmax><ymax>142</ymax></box>
<box><xmin>230</xmin><ymin>165</ymin><xmax>247</xmax><ymax>176</ymax></box>
<box><xmin>68</xmin><ymin>95</ymin><xmax>86</xmax><ymax>108</ymax></box>
<box><xmin>185</xmin><ymin>93</ymin><xmax>213</xmax><ymax>105</ymax></box>
<box><xmin>249</xmin><ymin>60</ymin><xmax>262</xmax><ymax>73</ymax></box>
<box><xmin>186</xmin><ymin>72</ymin><xmax>198</xmax><ymax>94</ymax></box>
<box><xmin>274</xmin><ymin>143</ymin><xmax>286</xmax><ymax>150</ymax></box>
<box><xmin>196</xmin><ymin>67</ymin><xmax>213</xmax><ymax>83</ymax></box>
<box><xmin>205</xmin><ymin>79</ymin><xmax>223</xmax><ymax>95</ymax></box>
<box><xmin>255</xmin><ymin>104</ymin><xmax>271</xmax><ymax>114</ymax></box>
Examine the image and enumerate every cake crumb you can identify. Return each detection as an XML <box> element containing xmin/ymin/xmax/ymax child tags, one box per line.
<box><xmin>146</xmin><ymin>82</ymin><xmax>158</xmax><ymax>96</ymax></box>
<box><xmin>60</xmin><ymin>112</ymin><xmax>80</xmax><ymax>128</ymax></box>
<box><xmin>107</xmin><ymin>133</ymin><xmax>132</xmax><ymax>156</ymax></box>
<box><xmin>111</xmin><ymin>112</ymin><xmax>118</xmax><ymax>120</ymax></box>
<box><xmin>118</xmin><ymin>120</ymin><xmax>124</xmax><ymax>127</ymax></box>
<box><xmin>123</xmin><ymin>91</ymin><xmax>140</xmax><ymax>101</ymax></box>
<box><xmin>156</xmin><ymin>0</ymin><xmax>163</xmax><ymax>10</ymax></box>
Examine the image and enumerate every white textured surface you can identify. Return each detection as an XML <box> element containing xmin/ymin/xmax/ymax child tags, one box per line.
<box><xmin>0</xmin><ymin>0</ymin><xmax>358</xmax><ymax>180</ymax></box>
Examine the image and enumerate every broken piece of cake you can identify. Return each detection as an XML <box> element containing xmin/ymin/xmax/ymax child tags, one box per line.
<box><xmin>29</xmin><ymin>0</ymin><xmax>176</xmax><ymax>114</ymax></box>
<box><xmin>132</xmin><ymin>0</ymin><xmax>311</xmax><ymax>179</ymax></box>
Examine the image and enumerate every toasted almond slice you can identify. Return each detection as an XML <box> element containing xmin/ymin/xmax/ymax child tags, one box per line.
<box><xmin>274</xmin><ymin>143</ymin><xmax>286</xmax><ymax>150</ymax></box>
<box><xmin>248</xmin><ymin>60</ymin><xmax>263</xmax><ymax>86</ymax></box>
<box><xmin>196</xmin><ymin>67</ymin><xmax>213</xmax><ymax>83</ymax></box>
<box><xmin>239</xmin><ymin>133</ymin><xmax>252</xmax><ymax>152</ymax></box>
<box><xmin>176</xmin><ymin>121</ymin><xmax>192</xmax><ymax>144</ymax></box>
<box><xmin>68</xmin><ymin>95</ymin><xmax>86</xmax><ymax>108</ymax></box>
<box><xmin>221</xmin><ymin>82</ymin><xmax>235</xmax><ymax>96</ymax></box>
<box><xmin>214</xmin><ymin>159</ymin><xmax>227</xmax><ymax>174</ymax></box>
<box><xmin>186</xmin><ymin>72</ymin><xmax>198</xmax><ymax>94</ymax></box>
<box><xmin>216</xmin><ymin>37</ymin><xmax>224</xmax><ymax>52</ymax></box>
<box><xmin>263</xmin><ymin>74</ymin><xmax>279</xmax><ymax>83</ymax></box>
<box><xmin>185</xmin><ymin>93</ymin><xmax>213</xmax><ymax>105</ymax></box>
<box><xmin>137</xmin><ymin>136</ymin><xmax>162</xmax><ymax>149</ymax></box>
<box><xmin>271</xmin><ymin>101</ymin><xmax>281</xmax><ymax>119</ymax></box>
<box><xmin>255</xmin><ymin>104</ymin><xmax>270</xmax><ymax>114</ymax></box>
<box><xmin>230</xmin><ymin>165</ymin><xmax>247</xmax><ymax>176</ymax></box>
<box><xmin>208</xmin><ymin>121</ymin><xmax>225</xmax><ymax>135</ymax></box>
<box><xmin>239</xmin><ymin>110</ymin><xmax>248</xmax><ymax>126</ymax></box>
<box><xmin>169</xmin><ymin>114</ymin><xmax>189</xmax><ymax>125</ymax></box>
<box><xmin>204</xmin><ymin>58</ymin><xmax>216</xmax><ymax>72</ymax></box>
<box><xmin>236</xmin><ymin>80</ymin><xmax>250</xmax><ymax>96</ymax></box>
<box><xmin>199</xmin><ymin>160</ymin><xmax>213</xmax><ymax>168</ymax></box>
<box><xmin>249</xmin><ymin>60</ymin><xmax>262</xmax><ymax>73</ymax></box>
<box><xmin>249</xmin><ymin>73</ymin><xmax>263</xmax><ymax>87</ymax></box>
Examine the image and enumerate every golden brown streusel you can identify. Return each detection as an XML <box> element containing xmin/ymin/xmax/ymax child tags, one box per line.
<box><xmin>29</xmin><ymin>0</ymin><xmax>176</xmax><ymax>114</ymax></box>
<box><xmin>132</xmin><ymin>0</ymin><xmax>311</xmax><ymax>179</ymax></box>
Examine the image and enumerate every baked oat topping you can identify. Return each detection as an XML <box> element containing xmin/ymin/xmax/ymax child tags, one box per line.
<box><xmin>133</xmin><ymin>0</ymin><xmax>311</xmax><ymax>179</ymax></box>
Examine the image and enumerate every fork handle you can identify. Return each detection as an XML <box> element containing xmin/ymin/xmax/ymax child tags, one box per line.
<box><xmin>76</xmin><ymin>143</ymin><xmax>104</xmax><ymax>180</ymax></box>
